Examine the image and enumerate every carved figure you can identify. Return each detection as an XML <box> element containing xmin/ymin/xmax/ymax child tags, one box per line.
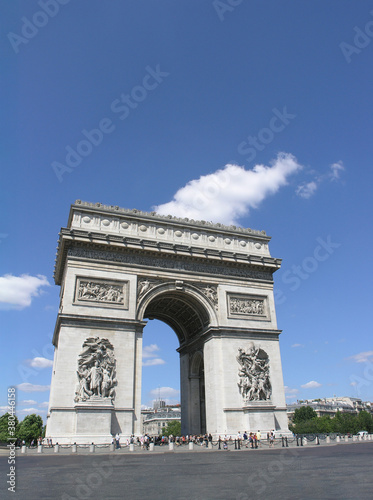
<box><xmin>78</xmin><ymin>281</ymin><xmax>124</xmax><ymax>303</ymax></box>
<box><xmin>74</xmin><ymin>337</ymin><xmax>117</xmax><ymax>402</ymax></box>
<box><xmin>237</xmin><ymin>345</ymin><xmax>271</xmax><ymax>402</ymax></box>
<box><xmin>230</xmin><ymin>297</ymin><xmax>265</xmax><ymax>315</ymax></box>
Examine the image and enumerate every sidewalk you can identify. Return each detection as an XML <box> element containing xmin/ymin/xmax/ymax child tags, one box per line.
<box><xmin>2</xmin><ymin>434</ymin><xmax>372</xmax><ymax>456</ymax></box>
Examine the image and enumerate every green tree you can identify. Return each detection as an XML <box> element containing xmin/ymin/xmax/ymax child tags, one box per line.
<box><xmin>0</xmin><ymin>413</ymin><xmax>19</xmax><ymax>443</ymax></box>
<box><xmin>356</xmin><ymin>410</ymin><xmax>373</xmax><ymax>433</ymax></box>
<box><xmin>163</xmin><ymin>420</ymin><xmax>181</xmax><ymax>437</ymax></box>
<box><xmin>18</xmin><ymin>414</ymin><xmax>43</xmax><ymax>444</ymax></box>
<box><xmin>293</xmin><ymin>406</ymin><xmax>317</xmax><ymax>424</ymax></box>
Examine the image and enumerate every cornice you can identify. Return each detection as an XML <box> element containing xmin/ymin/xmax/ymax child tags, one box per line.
<box><xmin>69</xmin><ymin>200</ymin><xmax>269</xmax><ymax>238</ymax></box>
<box><xmin>53</xmin><ymin>231</ymin><xmax>281</xmax><ymax>285</ymax></box>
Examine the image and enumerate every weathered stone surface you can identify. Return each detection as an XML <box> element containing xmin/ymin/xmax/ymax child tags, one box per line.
<box><xmin>46</xmin><ymin>201</ymin><xmax>289</xmax><ymax>443</ymax></box>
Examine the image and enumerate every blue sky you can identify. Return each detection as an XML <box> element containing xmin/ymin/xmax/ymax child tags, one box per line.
<box><xmin>1</xmin><ymin>1</ymin><xmax>373</xmax><ymax>420</ymax></box>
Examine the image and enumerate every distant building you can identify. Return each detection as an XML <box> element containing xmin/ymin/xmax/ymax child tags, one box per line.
<box><xmin>287</xmin><ymin>397</ymin><xmax>373</xmax><ymax>425</ymax></box>
<box><xmin>142</xmin><ymin>407</ymin><xmax>181</xmax><ymax>436</ymax></box>
<box><xmin>153</xmin><ymin>399</ymin><xmax>166</xmax><ymax>410</ymax></box>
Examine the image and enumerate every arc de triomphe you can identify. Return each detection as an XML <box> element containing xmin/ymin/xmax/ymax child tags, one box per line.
<box><xmin>46</xmin><ymin>200</ymin><xmax>289</xmax><ymax>443</ymax></box>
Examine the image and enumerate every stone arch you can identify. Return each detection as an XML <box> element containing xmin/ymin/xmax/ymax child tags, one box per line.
<box><xmin>137</xmin><ymin>282</ymin><xmax>217</xmax><ymax>345</ymax></box>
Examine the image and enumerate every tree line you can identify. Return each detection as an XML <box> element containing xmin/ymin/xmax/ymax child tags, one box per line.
<box><xmin>289</xmin><ymin>406</ymin><xmax>373</xmax><ymax>435</ymax></box>
<box><xmin>0</xmin><ymin>413</ymin><xmax>44</xmax><ymax>445</ymax></box>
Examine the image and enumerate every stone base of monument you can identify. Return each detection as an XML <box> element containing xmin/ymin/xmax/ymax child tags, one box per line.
<box><xmin>73</xmin><ymin>397</ymin><xmax>114</xmax><ymax>444</ymax></box>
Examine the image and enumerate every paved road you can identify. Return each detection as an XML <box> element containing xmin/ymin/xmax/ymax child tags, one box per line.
<box><xmin>1</xmin><ymin>442</ymin><xmax>372</xmax><ymax>499</ymax></box>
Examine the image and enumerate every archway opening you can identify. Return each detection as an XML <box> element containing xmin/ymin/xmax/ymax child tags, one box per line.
<box><xmin>141</xmin><ymin>290</ymin><xmax>210</xmax><ymax>436</ymax></box>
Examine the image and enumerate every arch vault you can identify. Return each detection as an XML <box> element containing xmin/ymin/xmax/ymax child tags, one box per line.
<box><xmin>46</xmin><ymin>201</ymin><xmax>289</xmax><ymax>443</ymax></box>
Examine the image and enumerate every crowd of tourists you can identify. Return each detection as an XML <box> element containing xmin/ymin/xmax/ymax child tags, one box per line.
<box><xmin>113</xmin><ymin>430</ymin><xmax>276</xmax><ymax>449</ymax></box>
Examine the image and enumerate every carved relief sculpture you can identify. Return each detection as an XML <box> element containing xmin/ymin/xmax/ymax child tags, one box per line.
<box><xmin>77</xmin><ymin>280</ymin><xmax>124</xmax><ymax>304</ymax></box>
<box><xmin>74</xmin><ymin>337</ymin><xmax>117</xmax><ymax>402</ymax></box>
<box><xmin>230</xmin><ymin>297</ymin><xmax>265</xmax><ymax>315</ymax></box>
<box><xmin>237</xmin><ymin>344</ymin><xmax>272</xmax><ymax>402</ymax></box>
<box><xmin>137</xmin><ymin>278</ymin><xmax>163</xmax><ymax>303</ymax></box>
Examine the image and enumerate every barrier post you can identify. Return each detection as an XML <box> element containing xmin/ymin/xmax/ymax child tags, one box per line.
<box><xmin>89</xmin><ymin>443</ymin><xmax>95</xmax><ymax>453</ymax></box>
<box><xmin>72</xmin><ymin>443</ymin><xmax>77</xmax><ymax>453</ymax></box>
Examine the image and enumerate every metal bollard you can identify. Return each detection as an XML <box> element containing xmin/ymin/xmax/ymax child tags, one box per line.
<box><xmin>282</xmin><ymin>437</ymin><xmax>285</xmax><ymax>447</ymax></box>
<box><xmin>72</xmin><ymin>443</ymin><xmax>77</xmax><ymax>453</ymax></box>
<box><xmin>54</xmin><ymin>443</ymin><xmax>59</xmax><ymax>453</ymax></box>
<box><xmin>234</xmin><ymin>439</ymin><xmax>237</xmax><ymax>450</ymax></box>
<box><xmin>188</xmin><ymin>441</ymin><xmax>194</xmax><ymax>450</ymax></box>
<box><xmin>285</xmin><ymin>437</ymin><xmax>289</xmax><ymax>447</ymax></box>
<box><xmin>89</xmin><ymin>443</ymin><xmax>95</xmax><ymax>453</ymax></box>
<box><xmin>37</xmin><ymin>445</ymin><xmax>43</xmax><ymax>454</ymax></box>
<box><xmin>218</xmin><ymin>439</ymin><xmax>221</xmax><ymax>450</ymax></box>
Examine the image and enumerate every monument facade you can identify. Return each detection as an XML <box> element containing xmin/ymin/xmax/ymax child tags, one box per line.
<box><xmin>46</xmin><ymin>200</ymin><xmax>289</xmax><ymax>443</ymax></box>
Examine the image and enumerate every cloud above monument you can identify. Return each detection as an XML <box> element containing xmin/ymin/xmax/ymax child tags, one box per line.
<box><xmin>0</xmin><ymin>274</ymin><xmax>50</xmax><ymax>310</ymax></box>
<box><xmin>154</xmin><ymin>152</ymin><xmax>302</xmax><ymax>225</ymax></box>
<box><xmin>301</xmin><ymin>380</ymin><xmax>322</xmax><ymax>389</ymax></box>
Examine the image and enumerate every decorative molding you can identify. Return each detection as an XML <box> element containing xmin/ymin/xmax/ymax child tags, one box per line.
<box><xmin>74</xmin><ymin>277</ymin><xmax>129</xmax><ymax>309</ymax></box>
<box><xmin>68</xmin><ymin>247</ymin><xmax>273</xmax><ymax>281</ymax></box>
<box><xmin>227</xmin><ymin>293</ymin><xmax>269</xmax><ymax>320</ymax></box>
<box><xmin>73</xmin><ymin>199</ymin><xmax>267</xmax><ymax>237</ymax></box>
<box><xmin>237</xmin><ymin>344</ymin><xmax>272</xmax><ymax>403</ymax></box>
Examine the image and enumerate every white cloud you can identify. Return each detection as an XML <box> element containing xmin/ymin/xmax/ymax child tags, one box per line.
<box><xmin>142</xmin><ymin>344</ymin><xmax>166</xmax><ymax>366</ymax></box>
<box><xmin>329</xmin><ymin>161</ymin><xmax>345</xmax><ymax>180</ymax></box>
<box><xmin>284</xmin><ymin>386</ymin><xmax>299</xmax><ymax>399</ymax></box>
<box><xmin>149</xmin><ymin>387</ymin><xmax>180</xmax><ymax>399</ymax></box>
<box><xmin>16</xmin><ymin>383</ymin><xmax>50</xmax><ymax>393</ymax></box>
<box><xmin>348</xmin><ymin>351</ymin><xmax>373</xmax><ymax>364</ymax></box>
<box><xmin>142</xmin><ymin>358</ymin><xmax>166</xmax><ymax>367</ymax></box>
<box><xmin>142</xmin><ymin>344</ymin><xmax>161</xmax><ymax>358</ymax></box>
<box><xmin>26</xmin><ymin>357</ymin><xmax>53</xmax><ymax>369</ymax></box>
<box><xmin>18</xmin><ymin>407</ymin><xmax>40</xmax><ymax>414</ymax></box>
<box><xmin>301</xmin><ymin>380</ymin><xmax>322</xmax><ymax>389</ymax></box>
<box><xmin>291</xmin><ymin>343</ymin><xmax>304</xmax><ymax>348</ymax></box>
<box><xmin>38</xmin><ymin>402</ymin><xmax>50</xmax><ymax>408</ymax></box>
<box><xmin>0</xmin><ymin>274</ymin><xmax>50</xmax><ymax>309</ymax></box>
<box><xmin>154</xmin><ymin>153</ymin><xmax>302</xmax><ymax>225</ymax></box>
<box><xmin>19</xmin><ymin>400</ymin><xmax>37</xmax><ymax>405</ymax></box>
<box><xmin>296</xmin><ymin>181</ymin><xmax>317</xmax><ymax>199</ymax></box>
